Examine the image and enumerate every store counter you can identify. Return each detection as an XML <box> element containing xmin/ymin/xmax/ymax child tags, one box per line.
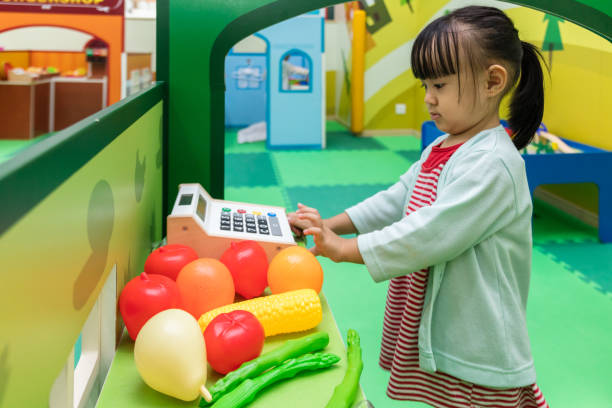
<box><xmin>97</xmin><ymin>292</ymin><xmax>367</xmax><ymax>407</ymax></box>
<box><xmin>0</xmin><ymin>79</ymin><xmax>50</xmax><ymax>140</ymax></box>
<box><xmin>0</xmin><ymin>77</ymin><xmax>106</xmax><ymax>139</ymax></box>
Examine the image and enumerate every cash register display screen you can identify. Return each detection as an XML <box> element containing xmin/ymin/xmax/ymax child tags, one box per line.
<box><xmin>179</xmin><ymin>194</ymin><xmax>193</xmax><ymax>206</ymax></box>
<box><xmin>196</xmin><ymin>195</ymin><xmax>207</xmax><ymax>223</ymax></box>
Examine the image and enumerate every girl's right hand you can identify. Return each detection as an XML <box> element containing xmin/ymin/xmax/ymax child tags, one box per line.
<box><xmin>288</xmin><ymin>203</ymin><xmax>317</xmax><ymax>237</ymax></box>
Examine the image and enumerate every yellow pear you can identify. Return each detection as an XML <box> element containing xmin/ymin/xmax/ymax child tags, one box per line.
<box><xmin>134</xmin><ymin>309</ymin><xmax>212</xmax><ymax>402</ymax></box>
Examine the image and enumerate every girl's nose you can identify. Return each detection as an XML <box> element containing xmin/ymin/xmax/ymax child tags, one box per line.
<box><xmin>423</xmin><ymin>89</ymin><xmax>436</xmax><ymax>105</ymax></box>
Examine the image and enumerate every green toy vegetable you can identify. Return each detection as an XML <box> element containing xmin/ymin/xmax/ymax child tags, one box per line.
<box><xmin>200</xmin><ymin>331</ymin><xmax>329</xmax><ymax>406</ymax></box>
<box><xmin>211</xmin><ymin>352</ymin><xmax>341</xmax><ymax>408</ymax></box>
<box><xmin>325</xmin><ymin>329</ymin><xmax>364</xmax><ymax>408</ymax></box>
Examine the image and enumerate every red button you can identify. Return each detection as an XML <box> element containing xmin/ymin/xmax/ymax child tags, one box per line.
<box><xmin>237</xmin><ymin>209</ymin><xmax>246</xmax><ymax>213</ymax></box>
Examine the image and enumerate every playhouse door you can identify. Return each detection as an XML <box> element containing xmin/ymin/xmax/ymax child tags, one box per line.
<box><xmin>263</xmin><ymin>15</ymin><xmax>325</xmax><ymax>149</ymax></box>
<box><xmin>224</xmin><ymin>53</ymin><xmax>267</xmax><ymax>127</ymax></box>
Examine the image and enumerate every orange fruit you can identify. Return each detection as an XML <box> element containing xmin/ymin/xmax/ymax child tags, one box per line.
<box><xmin>176</xmin><ymin>258</ymin><xmax>235</xmax><ymax>319</ymax></box>
<box><xmin>267</xmin><ymin>246</ymin><xmax>323</xmax><ymax>294</ymax></box>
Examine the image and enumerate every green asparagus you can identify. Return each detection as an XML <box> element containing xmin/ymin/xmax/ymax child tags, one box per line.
<box><xmin>199</xmin><ymin>332</ymin><xmax>329</xmax><ymax>406</ymax></box>
<box><xmin>211</xmin><ymin>352</ymin><xmax>340</xmax><ymax>408</ymax></box>
<box><xmin>325</xmin><ymin>329</ymin><xmax>363</xmax><ymax>408</ymax></box>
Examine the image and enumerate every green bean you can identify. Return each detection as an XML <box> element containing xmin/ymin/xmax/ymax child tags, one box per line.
<box><xmin>199</xmin><ymin>332</ymin><xmax>329</xmax><ymax>406</ymax></box>
<box><xmin>325</xmin><ymin>329</ymin><xmax>363</xmax><ymax>408</ymax></box>
<box><xmin>211</xmin><ymin>352</ymin><xmax>340</xmax><ymax>408</ymax></box>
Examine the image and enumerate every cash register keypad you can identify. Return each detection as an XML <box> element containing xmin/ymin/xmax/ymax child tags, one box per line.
<box><xmin>219</xmin><ymin>209</ymin><xmax>282</xmax><ymax>236</ymax></box>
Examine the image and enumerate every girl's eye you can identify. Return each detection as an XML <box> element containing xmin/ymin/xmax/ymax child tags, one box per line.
<box><xmin>434</xmin><ymin>83</ymin><xmax>445</xmax><ymax>89</ymax></box>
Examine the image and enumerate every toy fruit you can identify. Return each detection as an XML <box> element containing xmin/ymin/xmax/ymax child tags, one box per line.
<box><xmin>220</xmin><ymin>241</ymin><xmax>268</xmax><ymax>299</ymax></box>
<box><xmin>267</xmin><ymin>246</ymin><xmax>324</xmax><ymax>294</ymax></box>
<box><xmin>176</xmin><ymin>258</ymin><xmax>235</xmax><ymax>319</ymax></box>
<box><xmin>199</xmin><ymin>289</ymin><xmax>322</xmax><ymax>337</ymax></box>
<box><xmin>204</xmin><ymin>310</ymin><xmax>265</xmax><ymax>374</ymax></box>
<box><xmin>144</xmin><ymin>244</ymin><xmax>199</xmax><ymax>280</ymax></box>
<box><xmin>118</xmin><ymin>272</ymin><xmax>182</xmax><ymax>340</ymax></box>
<box><xmin>134</xmin><ymin>309</ymin><xmax>212</xmax><ymax>402</ymax></box>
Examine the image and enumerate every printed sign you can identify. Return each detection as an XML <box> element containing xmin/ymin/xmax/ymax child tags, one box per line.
<box><xmin>0</xmin><ymin>0</ymin><xmax>124</xmax><ymax>15</ymax></box>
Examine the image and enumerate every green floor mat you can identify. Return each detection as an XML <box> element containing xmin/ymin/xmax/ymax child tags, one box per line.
<box><xmin>224</xmin><ymin>185</ymin><xmax>289</xmax><ymax>208</ymax></box>
<box><xmin>285</xmin><ymin>184</ymin><xmax>390</xmax><ymax>218</ymax></box>
<box><xmin>224</xmin><ymin>128</ymin><xmax>268</xmax><ymax>154</ymax></box>
<box><xmin>0</xmin><ymin>132</ymin><xmax>55</xmax><ymax>165</ymax></box>
<box><xmin>325</xmin><ymin>131</ymin><xmax>387</xmax><ymax>150</ymax></box>
<box><xmin>394</xmin><ymin>149</ymin><xmax>422</xmax><ymax>163</ymax></box>
<box><xmin>272</xmin><ymin>150</ymin><xmax>411</xmax><ymax>187</ymax></box>
<box><xmin>373</xmin><ymin>135</ymin><xmax>421</xmax><ymax>151</ymax></box>
<box><xmin>325</xmin><ymin>120</ymin><xmax>349</xmax><ymax>133</ymax></box>
<box><xmin>528</xmin><ymin>248</ymin><xmax>612</xmax><ymax>406</ymax></box>
<box><xmin>534</xmin><ymin>241</ymin><xmax>612</xmax><ymax>296</ymax></box>
<box><xmin>225</xmin><ymin>152</ymin><xmax>277</xmax><ymax>187</ymax></box>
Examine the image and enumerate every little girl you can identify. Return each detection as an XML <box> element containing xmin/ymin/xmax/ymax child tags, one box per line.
<box><xmin>289</xmin><ymin>6</ymin><xmax>548</xmax><ymax>408</ymax></box>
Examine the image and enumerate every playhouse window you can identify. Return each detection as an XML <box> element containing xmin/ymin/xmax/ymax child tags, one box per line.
<box><xmin>233</xmin><ymin>59</ymin><xmax>264</xmax><ymax>90</ymax></box>
<box><xmin>49</xmin><ymin>265</ymin><xmax>117</xmax><ymax>408</ymax></box>
<box><xmin>280</xmin><ymin>50</ymin><xmax>311</xmax><ymax>92</ymax></box>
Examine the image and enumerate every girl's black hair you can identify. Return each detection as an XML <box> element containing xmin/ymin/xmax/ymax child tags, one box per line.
<box><xmin>411</xmin><ymin>6</ymin><xmax>547</xmax><ymax>150</ymax></box>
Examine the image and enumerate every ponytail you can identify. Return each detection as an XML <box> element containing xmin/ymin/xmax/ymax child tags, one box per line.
<box><xmin>508</xmin><ymin>41</ymin><xmax>547</xmax><ymax>150</ymax></box>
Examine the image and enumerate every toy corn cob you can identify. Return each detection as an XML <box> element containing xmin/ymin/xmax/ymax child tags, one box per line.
<box><xmin>198</xmin><ymin>289</ymin><xmax>322</xmax><ymax>337</ymax></box>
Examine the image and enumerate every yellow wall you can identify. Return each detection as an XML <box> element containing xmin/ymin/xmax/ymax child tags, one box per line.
<box><xmin>326</xmin><ymin>70</ymin><xmax>336</xmax><ymax>115</ymax></box>
<box><xmin>367</xmin><ymin>76</ymin><xmax>428</xmax><ymax>130</ymax></box>
<box><xmin>503</xmin><ymin>7</ymin><xmax>612</xmax><ymax>151</ymax></box>
<box><xmin>353</xmin><ymin>1</ymin><xmax>612</xmax><ymax>148</ymax></box>
<box><xmin>331</xmin><ymin>1</ymin><xmax>610</xmax><ymax>217</ymax></box>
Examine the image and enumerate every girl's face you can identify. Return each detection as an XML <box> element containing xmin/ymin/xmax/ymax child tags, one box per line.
<box><xmin>421</xmin><ymin>69</ymin><xmax>494</xmax><ymax>138</ymax></box>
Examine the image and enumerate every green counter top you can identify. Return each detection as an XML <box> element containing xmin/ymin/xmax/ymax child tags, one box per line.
<box><xmin>97</xmin><ymin>292</ymin><xmax>366</xmax><ymax>407</ymax></box>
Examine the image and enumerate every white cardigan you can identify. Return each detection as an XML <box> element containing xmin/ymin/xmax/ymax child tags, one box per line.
<box><xmin>346</xmin><ymin>125</ymin><xmax>537</xmax><ymax>388</ymax></box>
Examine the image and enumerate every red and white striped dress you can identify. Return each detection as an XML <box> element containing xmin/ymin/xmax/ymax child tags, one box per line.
<box><xmin>380</xmin><ymin>142</ymin><xmax>548</xmax><ymax>408</ymax></box>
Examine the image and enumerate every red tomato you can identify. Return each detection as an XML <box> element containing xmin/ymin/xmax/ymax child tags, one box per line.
<box><xmin>203</xmin><ymin>310</ymin><xmax>265</xmax><ymax>374</ymax></box>
<box><xmin>144</xmin><ymin>244</ymin><xmax>199</xmax><ymax>280</ymax></box>
<box><xmin>220</xmin><ymin>241</ymin><xmax>268</xmax><ymax>299</ymax></box>
<box><xmin>119</xmin><ymin>272</ymin><xmax>182</xmax><ymax>340</ymax></box>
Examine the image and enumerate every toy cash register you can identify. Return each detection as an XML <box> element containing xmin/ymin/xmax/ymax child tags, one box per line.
<box><xmin>167</xmin><ymin>183</ymin><xmax>296</xmax><ymax>261</ymax></box>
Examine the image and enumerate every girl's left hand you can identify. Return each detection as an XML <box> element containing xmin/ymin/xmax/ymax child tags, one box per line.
<box><xmin>298</xmin><ymin>210</ymin><xmax>345</xmax><ymax>263</ymax></box>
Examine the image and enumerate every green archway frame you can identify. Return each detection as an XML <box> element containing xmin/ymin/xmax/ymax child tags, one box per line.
<box><xmin>157</xmin><ymin>0</ymin><xmax>612</xmax><ymax>212</ymax></box>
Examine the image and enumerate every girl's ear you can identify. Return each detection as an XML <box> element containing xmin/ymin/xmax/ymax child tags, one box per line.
<box><xmin>486</xmin><ymin>64</ymin><xmax>508</xmax><ymax>97</ymax></box>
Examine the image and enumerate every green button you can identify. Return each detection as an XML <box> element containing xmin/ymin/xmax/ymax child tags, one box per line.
<box><xmin>222</xmin><ymin>207</ymin><xmax>231</xmax><ymax>212</ymax></box>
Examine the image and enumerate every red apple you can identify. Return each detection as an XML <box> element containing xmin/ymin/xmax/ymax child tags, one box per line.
<box><xmin>220</xmin><ymin>241</ymin><xmax>268</xmax><ymax>299</ymax></box>
<box><xmin>119</xmin><ymin>272</ymin><xmax>182</xmax><ymax>340</ymax></box>
<box><xmin>203</xmin><ymin>310</ymin><xmax>265</xmax><ymax>374</ymax></box>
<box><xmin>144</xmin><ymin>244</ymin><xmax>199</xmax><ymax>280</ymax></box>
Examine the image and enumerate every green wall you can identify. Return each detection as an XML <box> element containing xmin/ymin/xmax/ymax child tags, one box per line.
<box><xmin>0</xmin><ymin>92</ymin><xmax>164</xmax><ymax>407</ymax></box>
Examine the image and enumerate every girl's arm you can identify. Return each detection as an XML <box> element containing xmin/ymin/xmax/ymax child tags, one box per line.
<box><xmin>324</xmin><ymin>212</ymin><xmax>357</xmax><ymax>235</ymax></box>
<box><xmin>289</xmin><ymin>206</ymin><xmax>357</xmax><ymax>237</ymax></box>
<box><xmin>344</xmin><ymin>163</ymin><xmax>420</xmax><ymax>235</ymax></box>
<box><xmin>357</xmin><ymin>152</ymin><xmax>523</xmax><ymax>282</ymax></box>
<box><xmin>300</xmin><ymin>212</ymin><xmax>364</xmax><ymax>264</ymax></box>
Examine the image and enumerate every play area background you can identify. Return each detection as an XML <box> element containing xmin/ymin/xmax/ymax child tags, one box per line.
<box><xmin>224</xmin><ymin>121</ymin><xmax>612</xmax><ymax>408</ymax></box>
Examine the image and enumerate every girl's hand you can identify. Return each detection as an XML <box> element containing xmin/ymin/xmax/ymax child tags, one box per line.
<box><xmin>288</xmin><ymin>203</ymin><xmax>312</xmax><ymax>237</ymax></box>
<box><xmin>288</xmin><ymin>203</ymin><xmax>322</xmax><ymax>237</ymax></box>
<box><xmin>299</xmin><ymin>211</ymin><xmax>345</xmax><ymax>263</ymax></box>
<box><xmin>287</xmin><ymin>211</ymin><xmax>305</xmax><ymax>238</ymax></box>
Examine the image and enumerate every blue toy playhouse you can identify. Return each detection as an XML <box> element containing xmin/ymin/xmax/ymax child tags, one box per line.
<box><xmin>225</xmin><ymin>12</ymin><xmax>325</xmax><ymax>149</ymax></box>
